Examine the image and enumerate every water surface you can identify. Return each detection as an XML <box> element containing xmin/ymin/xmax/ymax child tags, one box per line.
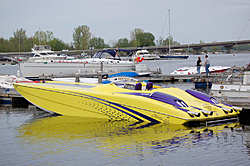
<box><xmin>0</xmin><ymin>108</ymin><xmax>250</xmax><ymax>166</ymax></box>
<box><xmin>1</xmin><ymin>53</ymin><xmax>250</xmax><ymax>165</ymax></box>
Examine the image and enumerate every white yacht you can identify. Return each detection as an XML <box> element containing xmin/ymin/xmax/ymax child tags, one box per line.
<box><xmin>133</xmin><ymin>50</ymin><xmax>156</xmax><ymax>60</ymax></box>
<box><xmin>27</xmin><ymin>45</ymin><xmax>66</xmax><ymax>62</ymax></box>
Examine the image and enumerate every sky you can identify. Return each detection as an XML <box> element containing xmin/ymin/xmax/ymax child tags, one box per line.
<box><xmin>0</xmin><ymin>0</ymin><xmax>250</xmax><ymax>46</ymax></box>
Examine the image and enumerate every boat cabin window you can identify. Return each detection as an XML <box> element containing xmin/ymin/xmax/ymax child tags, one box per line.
<box><xmin>34</xmin><ymin>54</ymin><xmax>40</xmax><ymax>57</ymax></box>
<box><xmin>138</xmin><ymin>52</ymin><xmax>149</xmax><ymax>55</ymax></box>
<box><xmin>40</xmin><ymin>53</ymin><xmax>48</xmax><ymax>55</ymax></box>
<box><xmin>33</xmin><ymin>45</ymin><xmax>51</xmax><ymax>51</ymax></box>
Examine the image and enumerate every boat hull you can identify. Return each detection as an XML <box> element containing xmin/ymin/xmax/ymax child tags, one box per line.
<box><xmin>20</xmin><ymin>61</ymin><xmax>136</xmax><ymax>79</ymax></box>
<box><xmin>159</xmin><ymin>55</ymin><xmax>189</xmax><ymax>59</ymax></box>
<box><xmin>13</xmin><ymin>82</ymin><xmax>241</xmax><ymax>125</ymax></box>
<box><xmin>171</xmin><ymin>66</ymin><xmax>230</xmax><ymax>75</ymax></box>
<box><xmin>211</xmin><ymin>84</ymin><xmax>250</xmax><ymax>98</ymax></box>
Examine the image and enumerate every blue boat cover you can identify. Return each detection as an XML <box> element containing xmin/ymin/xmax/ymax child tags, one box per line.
<box><xmin>109</xmin><ymin>72</ymin><xmax>139</xmax><ymax>77</ymax></box>
<box><xmin>97</xmin><ymin>49</ymin><xmax>133</xmax><ymax>58</ymax></box>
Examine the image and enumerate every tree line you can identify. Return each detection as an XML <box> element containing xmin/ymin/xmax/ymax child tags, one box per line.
<box><xmin>0</xmin><ymin>25</ymin><xmax>178</xmax><ymax>52</ymax></box>
<box><xmin>2</xmin><ymin>25</ymin><xmax>248</xmax><ymax>53</ymax></box>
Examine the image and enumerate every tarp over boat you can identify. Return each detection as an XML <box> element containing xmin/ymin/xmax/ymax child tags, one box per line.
<box><xmin>94</xmin><ymin>49</ymin><xmax>133</xmax><ymax>60</ymax></box>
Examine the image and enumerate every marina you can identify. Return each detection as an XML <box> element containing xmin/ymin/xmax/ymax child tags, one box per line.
<box><xmin>1</xmin><ymin>0</ymin><xmax>250</xmax><ymax>165</ymax></box>
<box><xmin>1</xmin><ymin>52</ymin><xmax>250</xmax><ymax>109</ymax></box>
<box><xmin>1</xmin><ymin>52</ymin><xmax>250</xmax><ymax>166</ymax></box>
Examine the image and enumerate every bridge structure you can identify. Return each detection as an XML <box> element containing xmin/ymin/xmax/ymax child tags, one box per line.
<box><xmin>0</xmin><ymin>40</ymin><xmax>250</xmax><ymax>56</ymax></box>
<box><xmin>118</xmin><ymin>39</ymin><xmax>250</xmax><ymax>55</ymax></box>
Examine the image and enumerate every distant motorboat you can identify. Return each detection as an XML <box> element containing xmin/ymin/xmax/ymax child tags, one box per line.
<box><xmin>0</xmin><ymin>56</ymin><xmax>12</xmax><ymax>62</ymax></box>
<box><xmin>171</xmin><ymin>66</ymin><xmax>230</xmax><ymax>75</ymax></box>
<box><xmin>133</xmin><ymin>50</ymin><xmax>157</xmax><ymax>60</ymax></box>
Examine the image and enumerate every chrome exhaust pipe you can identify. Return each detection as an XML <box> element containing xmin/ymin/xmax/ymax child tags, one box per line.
<box><xmin>201</xmin><ymin>110</ymin><xmax>213</xmax><ymax>116</ymax></box>
<box><xmin>222</xmin><ymin>108</ymin><xmax>233</xmax><ymax>113</ymax></box>
<box><xmin>232</xmin><ymin>106</ymin><xmax>243</xmax><ymax>111</ymax></box>
<box><xmin>187</xmin><ymin>111</ymin><xmax>200</xmax><ymax>117</ymax></box>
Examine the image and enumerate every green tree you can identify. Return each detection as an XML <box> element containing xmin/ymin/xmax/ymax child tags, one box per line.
<box><xmin>0</xmin><ymin>37</ymin><xmax>8</xmax><ymax>52</ymax></box>
<box><xmin>158</xmin><ymin>35</ymin><xmax>174</xmax><ymax>46</ymax></box>
<box><xmin>136</xmin><ymin>32</ymin><xmax>155</xmax><ymax>46</ymax></box>
<box><xmin>13</xmin><ymin>28</ymin><xmax>27</xmax><ymax>41</ymax></box>
<box><xmin>48</xmin><ymin>38</ymin><xmax>69</xmax><ymax>51</ymax></box>
<box><xmin>33</xmin><ymin>30</ymin><xmax>54</xmax><ymax>45</ymax></box>
<box><xmin>89</xmin><ymin>37</ymin><xmax>107</xmax><ymax>49</ymax></box>
<box><xmin>9</xmin><ymin>28</ymin><xmax>28</xmax><ymax>52</ymax></box>
<box><xmin>130</xmin><ymin>28</ymin><xmax>144</xmax><ymax>47</ymax></box>
<box><xmin>72</xmin><ymin>25</ymin><xmax>92</xmax><ymax>50</ymax></box>
<box><xmin>117</xmin><ymin>38</ymin><xmax>130</xmax><ymax>47</ymax></box>
<box><xmin>211</xmin><ymin>46</ymin><xmax>218</xmax><ymax>53</ymax></box>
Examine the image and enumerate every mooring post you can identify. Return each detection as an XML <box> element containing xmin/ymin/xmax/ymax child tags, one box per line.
<box><xmin>75</xmin><ymin>73</ymin><xmax>80</xmax><ymax>82</ymax></box>
<box><xmin>17</xmin><ymin>70</ymin><xmax>20</xmax><ymax>77</ymax></box>
<box><xmin>98</xmin><ymin>71</ymin><xmax>102</xmax><ymax>83</ymax></box>
<box><xmin>207</xmin><ymin>75</ymin><xmax>209</xmax><ymax>88</ymax></box>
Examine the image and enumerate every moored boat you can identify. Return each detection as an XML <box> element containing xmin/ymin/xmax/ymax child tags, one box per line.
<box><xmin>171</xmin><ymin>66</ymin><xmax>230</xmax><ymax>75</ymax></box>
<box><xmin>28</xmin><ymin>45</ymin><xmax>66</xmax><ymax>62</ymax></box>
<box><xmin>13</xmin><ymin>80</ymin><xmax>242</xmax><ymax>125</ymax></box>
<box><xmin>133</xmin><ymin>49</ymin><xmax>157</xmax><ymax>60</ymax></box>
<box><xmin>20</xmin><ymin>49</ymin><xmax>145</xmax><ymax>80</ymax></box>
<box><xmin>158</xmin><ymin>9</ymin><xmax>189</xmax><ymax>60</ymax></box>
<box><xmin>211</xmin><ymin>63</ymin><xmax>250</xmax><ymax>98</ymax></box>
<box><xmin>159</xmin><ymin>53</ymin><xmax>189</xmax><ymax>59</ymax></box>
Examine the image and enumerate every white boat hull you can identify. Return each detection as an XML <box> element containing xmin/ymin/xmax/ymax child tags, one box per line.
<box><xmin>211</xmin><ymin>84</ymin><xmax>250</xmax><ymax>97</ymax></box>
<box><xmin>171</xmin><ymin>66</ymin><xmax>230</xmax><ymax>75</ymax></box>
<box><xmin>20</xmin><ymin>60</ymin><xmax>136</xmax><ymax>79</ymax></box>
<box><xmin>141</xmin><ymin>55</ymin><xmax>157</xmax><ymax>60</ymax></box>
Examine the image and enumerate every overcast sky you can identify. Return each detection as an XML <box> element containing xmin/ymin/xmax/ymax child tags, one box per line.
<box><xmin>1</xmin><ymin>0</ymin><xmax>250</xmax><ymax>45</ymax></box>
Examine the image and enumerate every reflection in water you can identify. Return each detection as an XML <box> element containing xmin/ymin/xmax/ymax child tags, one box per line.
<box><xmin>16</xmin><ymin>114</ymin><xmax>242</xmax><ymax>161</ymax></box>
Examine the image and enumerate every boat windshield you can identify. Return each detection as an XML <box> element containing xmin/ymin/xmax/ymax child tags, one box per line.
<box><xmin>33</xmin><ymin>45</ymin><xmax>51</xmax><ymax>51</ymax></box>
<box><xmin>93</xmin><ymin>52</ymin><xmax>114</xmax><ymax>59</ymax></box>
<box><xmin>137</xmin><ymin>50</ymin><xmax>149</xmax><ymax>55</ymax></box>
<box><xmin>138</xmin><ymin>52</ymin><xmax>149</xmax><ymax>55</ymax></box>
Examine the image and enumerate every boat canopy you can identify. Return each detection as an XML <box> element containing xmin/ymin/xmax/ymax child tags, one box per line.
<box><xmin>93</xmin><ymin>49</ymin><xmax>133</xmax><ymax>59</ymax></box>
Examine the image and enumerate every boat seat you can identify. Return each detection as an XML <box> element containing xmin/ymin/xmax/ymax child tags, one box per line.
<box><xmin>146</xmin><ymin>82</ymin><xmax>153</xmax><ymax>90</ymax></box>
<box><xmin>135</xmin><ymin>83</ymin><xmax>142</xmax><ymax>90</ymax></box>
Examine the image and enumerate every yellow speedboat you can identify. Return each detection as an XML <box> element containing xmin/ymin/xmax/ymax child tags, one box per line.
<box><xmin>13</xmin><ymin>81</ymin><xmax>242</xmax><ymax>125</ymax></box>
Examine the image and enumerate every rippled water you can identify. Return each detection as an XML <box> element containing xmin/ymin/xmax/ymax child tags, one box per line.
<box><xmin>0</xmin><ymin>108</ymin><xmax>250</xmax><ymax>165</ymax></box>
<box><xmin>1</xmin><ymin>53</ymin><xmax>250</xmax><ymax>165</ymax></box>
<box><xmin>142</xmin><ymin>53</ymin><xmax>250</xmax><ymax>74</ymax></box>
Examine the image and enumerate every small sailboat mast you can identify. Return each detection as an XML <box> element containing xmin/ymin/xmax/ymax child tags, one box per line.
<box><xmin>168</xmin><ymin>9</ymin><xmax>171</xmax><ymax>55</ymax></box>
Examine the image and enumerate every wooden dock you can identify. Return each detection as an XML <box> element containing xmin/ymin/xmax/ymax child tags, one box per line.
<box><xmin>1</xmin><ymin>67</ymin><xmax>249</xmax><ymax>109</ymax></box>
<box><xmin>0</xmin><ymin>61</ymin><xmax>18</xmax><ymax>65</ymax></box>
<box><xmin>0</xmin><ymin>91</ymin><xmax>29</xmax><ymax>107</ymax></box>
<box><xmin>136</xmin><ymin>72</ymin><xmax>239</xmax><ymax>84</ymax></box>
